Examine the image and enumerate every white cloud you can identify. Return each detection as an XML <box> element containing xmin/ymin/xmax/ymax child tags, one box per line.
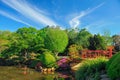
<box><xmin>1</xmin><ymin>0</ymin><xmax>57</xmax><ymax>26</ymax></box>
<box><xmin>0</xmin><ymin>10</ymin><xmax>31</xmax><ymax>26</ymax></box>
<box><xmin>69</xmin><ymin>3</ymin><xmax>105</xmax><ymax>29</ymax></box>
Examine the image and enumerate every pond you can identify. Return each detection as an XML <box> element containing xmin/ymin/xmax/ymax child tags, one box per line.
<box><xmin>0</xmin><ymin>66</ymin><xmax>74</xmax><ymax>80</ymax></box>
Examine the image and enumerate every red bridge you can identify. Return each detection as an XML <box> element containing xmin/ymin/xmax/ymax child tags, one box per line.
<box><xmin>81</xmin><ymin>46</ymin><xmax>114</xmax><ymax>59</ymax></box>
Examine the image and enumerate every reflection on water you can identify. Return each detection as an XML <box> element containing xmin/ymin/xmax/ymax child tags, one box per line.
<box><xmin>0</xmin><ymin>66</ymin><xmax>74</xmax><ymax>80</ymax></box>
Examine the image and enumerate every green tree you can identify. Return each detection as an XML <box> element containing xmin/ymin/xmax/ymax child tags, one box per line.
<box><xmin>2</xmin><ymin>27</ymin><xmax>44</xmax><ymax>59</ymax></box>
<box><xmin>44</xmin><ymin>27</ymin><xmax>68</xmax><ymax>56</ymax></box>
<box><xmin>112</xmin><ymin>35</ymin><xmax>120</xmax><ymax>51</ymax></box>
<box><xmin>67</xmin><ymin>29</ymin><xmax>78</xmax><ymax>45</ymax></box>
<box><xmin>0</xmin><ymin>30</ymin><xmax>12</xmax><ymax>53</ymax></box>
<box><xmin>88</xmin><ymin>34</ymin><xmax>107</xmax><ymax>50</ymax></box>
<box><xmin>75</xmin><ymin>28</ymin><xmax>92</xmax><ymax>48</ymax></box>
<box><xmin>103</xmin><ymin>30</ymin><xmax>113</xmax><ymax>46</ymax></box>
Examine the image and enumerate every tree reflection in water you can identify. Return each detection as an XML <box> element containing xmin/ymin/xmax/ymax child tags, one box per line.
<box><xmin>0</xmin><ymin>66</ymin><xmax>74</xmax><ymax>80</ymax></box>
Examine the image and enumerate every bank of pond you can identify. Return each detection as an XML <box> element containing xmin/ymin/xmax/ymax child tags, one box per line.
<box><xmin>0</xmin><ymin>66</ymin><xmax>74</xmax><ymax>80</ymax></box>
<box><xmin>0</xmin><ymin>52</ymin><xmax>120</xmax><ymax>80</ymax></box>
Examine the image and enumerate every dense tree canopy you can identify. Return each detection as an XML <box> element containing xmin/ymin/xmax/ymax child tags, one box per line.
<box><xmin>75</xmin><ymin>28</ymin><xmax>92</xmax><ymax>48</ymax></box>
<box><xmin>0</xmin><ymin>26</ymin><xmax>118</xmax><ymax>61</ymax></box>
<box><xmin>67</xmin><ymin>29</ymin><xmax>78</xmax><ymax>45</ymax></box>
<box><xmin>88</xmin><ymin>34</ymin><xmax>107</xmax><ymax>50</ymax></box>
<box><xmin>44</xmin><ymin>27</ymin><xmax>68</xmax><ymax>56</ymax></box>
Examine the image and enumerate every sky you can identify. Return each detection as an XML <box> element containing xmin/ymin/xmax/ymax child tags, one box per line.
<box><xmin>0</xmin><ymin>0</ymin><xmax>120</xmax><ymax>35</ymax></box>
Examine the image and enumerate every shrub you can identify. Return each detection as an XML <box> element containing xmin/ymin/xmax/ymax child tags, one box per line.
<box><xmin>57</xmin><ymin>58</ymin><xmax>70</xmax><ymax>69</ymax></box>
<box><xmin>75</xmin><ymin>57</ymin><xmax>108</xmax><ymax>80</ymax></box>
<box><xmin>68</xmin><ymin>44</ymin><xmax>83</xmax><ymax>59</ymax></box>
<box><xmin>107</xmin><ymin>52</ymin><xmax>120</xmax><ymax>80</ymax></box>
<box><xmin>106</xmin><ymin>52</ymin><xmax>119</xmax><ymax>69</ymax></box>
<box><xmin>38</xmin><ymin>51</ymin><xmax>57</xmax><ymax>68</ymax></box>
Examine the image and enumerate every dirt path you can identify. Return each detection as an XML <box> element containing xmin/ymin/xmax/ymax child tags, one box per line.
<box><xmin>71</xmin><ymin>63</ymin><xmax>82</xmax><ymax>71</ymax></box>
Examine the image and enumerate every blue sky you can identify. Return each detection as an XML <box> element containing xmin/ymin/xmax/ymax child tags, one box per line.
<box><xmin>0</xmin><ymin>0</ymin><xmax>120</xmax><ymax>35</ymax></box>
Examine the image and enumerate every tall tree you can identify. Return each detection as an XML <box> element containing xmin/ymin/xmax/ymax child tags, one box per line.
<box><xmin>67</xmin><ymin>29</ymin><xmax>78</xmax><ymax>45</ymax></box>
<box><xmin>75</xmin><ymin>28</ymin><xmax>92</xmax><ymax>48</ymax></box>
<box><xmin>88</xmin><ymin>34</ymin><xmax>107</xmax><ymax>50</ymax></box>
<box><xmin>44</xmin><ymin>27</ymin><xmax>68</xmax><ymax>56</ymax></box>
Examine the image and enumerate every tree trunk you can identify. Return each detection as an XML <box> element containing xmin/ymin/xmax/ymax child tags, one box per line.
<box><xmin>24</xmin><ymin>49</ymin><xmax>28</xmax><ymax>60</ymax></box>
<box><xmin>55</xmin><ymin>52</ymin><xmax>59</xmax><ymax>59</ymax></box>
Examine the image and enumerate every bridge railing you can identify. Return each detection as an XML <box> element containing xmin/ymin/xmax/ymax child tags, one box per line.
<box><xmin>81</xmin><ymin>49</ymin><xmax>112</xmax><ymax>59</ymax></box>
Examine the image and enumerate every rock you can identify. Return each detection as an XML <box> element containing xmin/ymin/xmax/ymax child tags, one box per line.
<box><xmin>101</xmin><ymin>78</ymin><xmax>111</xmax><ymax>80</ymax></box>
<box><xmin>100</xmin><ymin>74</ymin><xmax>108</xmax><ymax>78</ymax></box>
<box><xmin>100</xmin><ymin>74</ymin><xmax>111</xmax><ymax>80</ymax></box>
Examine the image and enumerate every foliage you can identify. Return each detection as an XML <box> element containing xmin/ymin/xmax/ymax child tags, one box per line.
<box><xmin>103</xmin><ymin>30</ymin><xmax>113</xmax><ymax>46</ymax></box>
<box><xmin>88</xmin><ymin>34</ymin><xmax>107</xmax><ymax>50</ymax></box>
<box><xmin>75</xmin><ymin>28</ymin><xmax>92</xmax><ymax>48</ymax></box>
<box><xmin>0</xmin><ymin>39</ymin><xmax>9</xmax><ymax>53</ymax></box>
<box><xmin>57</xmin><ymin>58</ymin><xmax>70</xmax><ymax>68</ymax></box>
<box><xmin>44</xmin><ymin>27</ymin><xmax>68</xmax><ymax>56</ymax></box>
<box><xmin>1</xmin><ymin>27</ymin><xmax>45</xmax><ymax>59</ymax></box>
<box><xmin>0</xmin><ymin>30</ymin><xmax>12</xmax><ymax>53</ymax></box>
<box><xmin>107</xmin><ymin>52</ymin><xmax>120</xmax><ymax>80</ymax></box>
<box><xmin>28</xmin><ymin>59</ymin><xmax>40</xmax><ymax>68</ymax></box>
<box><xmin>75</xmin><ymin>57</ymin><xmax>108</xmax><ymax>80</ymax></box>
<box><xmin>67</xmin><ymin>29</ymin><xmax>78</xmax><ymax>45</ymax></box>
<box><xmin>68</xmin><ymin>44</ymin><xmax>82</xmax><ymax>58</ymax></box>
<box><xmin>38</xmin><ymin>51</ymin><xmax>57</xmax><ymax>68</ymax></box>
<box><xmin>106</xmin><ymin>53</ymin><xmax>119</xmax><ymax>69</ymax></box>
<box><xmin>112</xmin><ymin>35</ymin><xmax>120</xmax><ymax>51</ymax></box>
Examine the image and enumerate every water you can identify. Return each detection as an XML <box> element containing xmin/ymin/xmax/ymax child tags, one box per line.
<box><xmin>0</xmin><ymin>66</ymin><xmax>74</xmax><ymax>80</ymax></box>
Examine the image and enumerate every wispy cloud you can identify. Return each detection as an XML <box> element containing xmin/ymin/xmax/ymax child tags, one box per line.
<box><xmin>84</xmin><ymin>21</ymin><xmax>105</xmax><ymax>30</ymax></box>
<box><xmin>69</xmin><ymin>3</ymin><xmax>105</xmax><ymax>29</ymax></box>
<box><xmin>0</xmin><ymin>10</ymin><xmax>31</xmax><ymax>26</ymax></box>
<box><xmin>1</xmin><ymin>0</ymin><xmax>57</xmax><ymax>26</ymax></box>
<box><xmin>84</xmin><ymin>20</ymin><xmax>115</xmax><ymax>34</ymax></box>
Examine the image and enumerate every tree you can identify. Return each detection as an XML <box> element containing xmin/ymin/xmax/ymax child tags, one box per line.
<box><xmin>3</xmin><ymin>27</ymin><xmax>44</xmax><ymax>59</ymax></box>
<box><xmin>67</xmin><ymin>29</ymin><xmax>78</xmax><ymax>45</ymax></box>
<box><xmin>75</xmin><ymin>28</ymin><xmax>92</xmax><ymax>48</ymax></box>
<box><xmin>88</xmin><ymin>34</ymin><xmax>107</xmax><ymax>50</ymax></box>
<box><xmin>112</xmin><ymin>35</ymin><xmax>120</xmax><ymax>51</ymax></box>
<box><xmin>44</xmin><ymin>27</ymin><xmax>68</xmax><ymax>56</ymax></box>
<box><xmin>103</xmin><ymin>30</ymin><xmax>113</xmax><ymax>46</ymax></box>
<box><xmin>0</xmin><ymin>30</ymin><xmax>12</xmax><ymax>53</ymax></box>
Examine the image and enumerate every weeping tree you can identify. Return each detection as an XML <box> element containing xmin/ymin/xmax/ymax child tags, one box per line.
<box><xmin>44</xmin><ymin>27</ymin><xmax>68</xmax><ymax>57</ymax></box>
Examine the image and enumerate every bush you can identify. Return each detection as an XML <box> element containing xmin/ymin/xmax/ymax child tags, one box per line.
<box><xmin>57</xmin><ymin>58</ymin><xmax>70</xmax><ymax>70</ymax></box>
<box><xmin>107</xmin><ymin>52</ymin><xmax>120</xmax><ymax>80</ymax></box>
<box><xmin>75</xmin><ymin>57</ymin><xmax>108</xmax><ymax>80</ymax></box>
<box><xmin>106</xmin><ymin>52</ymin><xmax>119</xmax><ymax>69</ymax></box>
<box><xmin>38</xmin><ymin>51</ymin><xmax>57</xmax><ymax>68</ymax></box>
<box><xmin>68</xmin><ymin>44</ymin><xmax>83</xmax><ymax>59</ymax></box>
